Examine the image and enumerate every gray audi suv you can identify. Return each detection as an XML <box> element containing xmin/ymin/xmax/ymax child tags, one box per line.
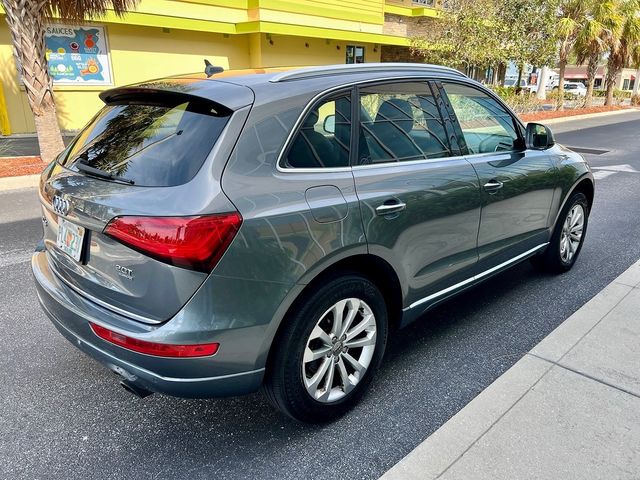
<box><xmin>32</xmin><ymin>63</ymin><xmax>594</xmax><ymax>423</ymax></box>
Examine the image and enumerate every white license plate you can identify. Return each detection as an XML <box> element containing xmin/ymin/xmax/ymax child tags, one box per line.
<box><xmin>56</xmin><ymin>218</ymin><xmax>85</xmax><ymax>262</ymax></box>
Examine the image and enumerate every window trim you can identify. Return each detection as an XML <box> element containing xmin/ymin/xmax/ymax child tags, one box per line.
<box><xmin>275</xmin><ymin>75</ymin><xmax>467</xmax><ymax>174</ymax></box>
<box><xmin>437</xmin><ymin>80</ymin><xmax>527</xmax><ymax>157</ymax></box>
<box><xmin>276</xmin><ymin>86</ymin><xmax>355</xmax><ymax>173</ymax></box>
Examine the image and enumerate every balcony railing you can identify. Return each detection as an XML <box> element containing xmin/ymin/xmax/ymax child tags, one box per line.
<box><xmin>412</xmin><ymin>0</ymin><xmax>435</xmax><ymax>6</ymax></box>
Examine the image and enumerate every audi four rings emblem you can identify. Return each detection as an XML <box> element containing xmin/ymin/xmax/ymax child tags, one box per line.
<box><xmin>52</xmin><ymin>195</ymin><xmax>71</xmax><ymax>216</ymax></box>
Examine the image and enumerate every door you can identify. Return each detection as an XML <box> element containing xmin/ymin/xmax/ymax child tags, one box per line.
<box><xmin>352</xmin><ymin>81</ymin><xmax>482</xmax><ymax>309</ymax></box>
<box><xmin>440</xmin><ymin>82</ymin><xmax>557</xmax><ymax>270</ymax></box>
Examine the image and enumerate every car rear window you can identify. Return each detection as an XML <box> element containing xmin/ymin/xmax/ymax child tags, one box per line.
<box><xmin>59</xmin><ymin>96</ymin><xmax>231</xmax><ymax>187</ymax></box>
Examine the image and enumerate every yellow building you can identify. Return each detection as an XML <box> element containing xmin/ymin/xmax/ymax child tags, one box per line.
<box><xmin>0</xmin><ymin>0</ymin><xmax>442</xmax><ymax>134</ymax></box>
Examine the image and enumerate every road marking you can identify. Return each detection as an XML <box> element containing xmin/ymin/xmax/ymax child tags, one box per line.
<box><xmin>593</xmin><ymin>171</ymin><xmax>616</xmax><ymax>180</ymax></box>
<box><xmin>592</xmin><ymin>164</ymin><xmax>639</xmax><ymax>173</ymax></box>
<box><xmin>591</xmin><ymin>163</ymin><xmax>639</xmax><ymax>180</ymax></box>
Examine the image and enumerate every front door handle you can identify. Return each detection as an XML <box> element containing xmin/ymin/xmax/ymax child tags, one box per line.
<box><xmin>483</xmin><ymin>179</ymin><xmax>504</xmax><ymax>192</ymax></box>
<box><xmin>376</xmin><ymin>202</ymin><xmax>407</xmax><ymax>216</ymax></box>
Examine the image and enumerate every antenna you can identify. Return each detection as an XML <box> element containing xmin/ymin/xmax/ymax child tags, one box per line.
<box><xmin>204</xmin><ymin>59</ymin><xmax>224</xmax><ymax>78</ymax></box>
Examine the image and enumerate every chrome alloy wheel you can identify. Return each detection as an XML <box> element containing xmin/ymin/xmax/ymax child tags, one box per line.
<box><xmin>302</xmin><ymin>298</ymin><xmax>377</xmax><ymax>403</ymax></box>
<box><xmin>560</xmin><ymin>203</ymin><xmax>585</xmax><ymax>263</ymax></box>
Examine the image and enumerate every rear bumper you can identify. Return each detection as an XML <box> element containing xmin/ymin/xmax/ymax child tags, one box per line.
<box><xmin>32</xmin><ymin>250</ymin><xmax>264</xmax><ymax>398</ymax></box>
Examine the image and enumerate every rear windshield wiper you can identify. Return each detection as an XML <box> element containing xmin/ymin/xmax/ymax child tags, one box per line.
<box><xmin>75</xmin><ymin>162</ymin><xmax>135</xmax><ymax>185</ymax></box>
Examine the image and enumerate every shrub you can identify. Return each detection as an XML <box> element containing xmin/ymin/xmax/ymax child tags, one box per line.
<box><xmin>612</xmin><ymin>89</ymin><xmax>631</xmax><ymax>105</ymax></box>
<box><xmin>631</xmin><ymin>94</ymin><xmax>640</xmax><ymax>106</ymax></box>
<box><xmin>490</xmin><ymin>86</ymin><xmax>541</xmax><ymax>114</ymax></box>
<box><xmin>546</xmin><ymin>90</ymin><xmax>577</xmax><ymax>101</ymax></box>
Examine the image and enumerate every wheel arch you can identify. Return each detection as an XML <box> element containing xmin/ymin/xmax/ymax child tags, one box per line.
<box><xmin>553</xmin><ymin>173</ymin><xmax>595</xmax><ymax>228</ymax></box>
<box><xmin>573</xmin><ymin>177</ymin><xmax>595</xmax><ymax>211</ymax></box>
<box><xmin>258</xmin><ymin>253</ymin><xmax>404</xmax><ymax>372</ymax></box>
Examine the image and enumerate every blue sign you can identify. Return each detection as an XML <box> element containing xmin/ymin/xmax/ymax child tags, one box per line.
<box><xmin>45</xmin><ymin>24</ymin><xmax>112</xmax><ymax>85</ymax></box>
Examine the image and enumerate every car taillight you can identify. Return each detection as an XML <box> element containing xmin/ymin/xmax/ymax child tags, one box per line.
<box><xmin>103</xmin><ymin>213</ymin><xmax>242</xmax><ymax>272</ymax></box>
<box><xmin>90</xmin><ymin>323</ymin><xmax>219</xmax><ymax>357</ymax></box>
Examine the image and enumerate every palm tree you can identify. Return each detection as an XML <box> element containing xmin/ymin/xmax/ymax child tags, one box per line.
<box><xmin>574</xmin><ymin>0</ymin><xmax>617</xmax><ymax>108</ymax></box>
<box><xmin>1</xmin><ymin>0</ymin><xmax>138</xmax><ymax>162</ymax></box>
<box><xmin>575</xmin><ymin>0</ymin><xmax>617</xmax><ymax>108</ymax></box>
<box><xmin>556</xmin><ymin>0</ymin><xmax>586</xmax><ymax>111</ymax></box>
<box><xmin>604</xmin><ymin>0</ymin><xmax>640</xmax><ymax>106</ymax></box>
<box><xmin>632</xmin><ymin>43</ymin><xmax>640</xmax><ymax>97</ymax></box>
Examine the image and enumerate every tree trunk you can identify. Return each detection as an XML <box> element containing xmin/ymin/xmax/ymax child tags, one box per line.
<box><xmin>557</xmin><ymin>57</ymin><xmax>567</xmax><ymax>111</ymax></box>
<box><xmin>605</xmin><ymin>58</ymin><xmax>618</xmax><ymax>106</ymax></box>
<box><xmin>633</xmin><ymin>67</ymin><xmax>640</xmax><ymax>97</ymax></box>
<box><xmin>34</xmin><ymin>106</ymin><xmax>64</xmax><ymax>160</ymax></box>
<box><xmin>536</xmin><ymin>66</ymin><xmax>548</xmax><ymax>101</ymax></box>
<box><xmin>585</xmin><ymin>55</ymin><xmax>598</xmax><ymax>109</ymax></box>
<box><xmin>516</xmin><ymin>64</ymin><xmax>524</xmax><ymax>91</ymax></box>
<box><xmin>2</xmin><ymin>0</ymin><xmax>65</xmax><ymax>162</ymax></box>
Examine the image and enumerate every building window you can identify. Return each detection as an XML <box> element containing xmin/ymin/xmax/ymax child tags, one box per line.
<box><xmin>623</xmin><ymin>79</ymin><xmax>631</xmax><ymax>91</ymax></box>
<box><xmin>346</xmin><ymin>45</ymin><xmax>365</xmax><ymax>64</ymax></box>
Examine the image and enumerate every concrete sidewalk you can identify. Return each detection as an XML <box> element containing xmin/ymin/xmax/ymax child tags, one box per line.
<box><xmin>382</xmin><ymin>261</ymin><xmax>640</xmax><ymax>480</ymax></box>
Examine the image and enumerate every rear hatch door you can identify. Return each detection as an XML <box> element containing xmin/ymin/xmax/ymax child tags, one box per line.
<box><xmin>40</xmin><ymin>81</ymin><xmax>253</xmax><ymax>323</ymax></box>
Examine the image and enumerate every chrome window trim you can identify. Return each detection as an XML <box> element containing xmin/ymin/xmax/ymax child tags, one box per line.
<box><xmin>276</xmin><ymin>75</ymin><xmax>464</xmax><ymax>174</ymax></box>
<box><xmin>439</xmin><ymin>79</ymin><xmax>527</xmax><ymax>143</ymax></box>
<box><xmin>404</xmin><ymin>243</ymin><xmax>549</xmax><ymax>311</ymax></box>
<box><xmin>275</xmin><ymin>83</ymin><xmax>356</xmax><ymax>174</ymax></box>
<box><xmin>460</xmin><ymin>150</ymin><xmax>520</xmax><ymax>161</ymax></box>
<box><xmin>351</xmin><ymin>154</ymin><xmax>468</xmax><ymax>171</ymax></box>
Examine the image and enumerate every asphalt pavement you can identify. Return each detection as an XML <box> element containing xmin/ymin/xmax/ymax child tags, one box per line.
<box><xmin>2</xmin><ymin>111</ymin><xmax>640</xmax><ymax>479</ymax></box>
<box><xmin>0</xmin><ymin>135</ymin><xmax>75</xmax><ymax>157</ymax></box>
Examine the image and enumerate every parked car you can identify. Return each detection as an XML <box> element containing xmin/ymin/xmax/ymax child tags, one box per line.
<box><xmin>554</xmin><ymin>82</ymin><xmax>588</xmax><ymax>97</ymax></box>
<box><xmin>32</xmin><ymin>63</ymin><xmax>594</xmax><ymax>423</ymax></box>
<box><xmin>503</xmin><ymin>78</ymin><xmax>528</xmax><ymax>88</ymax></box>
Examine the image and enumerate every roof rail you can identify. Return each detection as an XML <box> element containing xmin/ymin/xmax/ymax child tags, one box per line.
<box><xmin>269</xmin><ymin>63</ymin><xmax>467</xmax><ymax>83</ymax></box>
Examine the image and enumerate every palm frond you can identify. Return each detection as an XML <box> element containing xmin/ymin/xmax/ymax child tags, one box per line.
<box><xmin>47</xmin><ymin>0</ymin><xmax>140</xmax><ymax>21</ymax></box>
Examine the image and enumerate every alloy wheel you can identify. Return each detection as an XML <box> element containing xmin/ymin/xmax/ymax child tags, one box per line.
<box><xmin>560</xmin><ymin>203</ymin><xmax>585</xmax><ymax>263</ymax></box>
<box><xmin>302</xmin><ymin>298</ymin><xmax>377</xmax><ymax>403</ymax></box>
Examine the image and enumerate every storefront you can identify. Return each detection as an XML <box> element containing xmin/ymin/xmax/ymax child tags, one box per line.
<box><xmin>0</xmin><ymin>0</ymin><xmax>443</xmax><ymax>134</ymax></box>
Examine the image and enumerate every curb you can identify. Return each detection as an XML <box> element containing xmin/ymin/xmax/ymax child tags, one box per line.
<box><xmin>381</xmin><ymin>260</ymin><xmax>640</xmax><ymax>479</ymax></box>
<box><xmin>524</xmin><ymin>108</ymin><xmax>639</xmax><ymax>125</ymax></box>
<box><xmin>0</xmin><ymin>174</ymin><xmax>40</xmax><ymax>192</ymax></box>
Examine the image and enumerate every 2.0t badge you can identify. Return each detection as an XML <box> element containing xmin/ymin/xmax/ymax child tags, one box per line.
<box><xmin>52</xmin><ymin>195</ymin><xmax>71</xmax><ymax>216</ymax></box>
<box><xmin>115</xmin><ymin>264</ymin><xmax>134</xmax><ymax>280</ymax></box>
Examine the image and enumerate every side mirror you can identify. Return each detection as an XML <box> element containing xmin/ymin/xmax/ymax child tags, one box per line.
<box><xmin>323</xmin><ymin>115</ymin><xmax>335</xmax><ymax>134</ymax></box>
<box><xmin>525</xmin><ymin>122</ymin><xmax>555</xmax><ymax>150</ymax></box>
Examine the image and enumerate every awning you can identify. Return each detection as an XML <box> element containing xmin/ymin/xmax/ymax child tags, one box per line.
<box><xmin>564</xmin><ymin>73</ymin><xmax>605</xmax><ymax>80</ymax></box>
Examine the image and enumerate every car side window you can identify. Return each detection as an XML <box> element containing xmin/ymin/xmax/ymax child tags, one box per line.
<box><xmin>357</xmin><ymin>82</ymin><xmax>451</xmax><ymax>165</ymax></box>
<box><xmin>442</xmin><ymin>83</ymin><xmax>520</xmax><ymax>155</ymax></box>
<box><xmin>283</xmin><ymin>94</ymin><xmax>351</xmax><ymax>169</ymax></box>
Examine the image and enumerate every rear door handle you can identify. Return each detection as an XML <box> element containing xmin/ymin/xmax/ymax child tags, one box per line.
<box><xmin>376</xmin><ymin>202</ymin><xmax>406</xmax><ymax>216</ymax></box>
<box><xmin>483</xmin><ymin>180</ymin><xmax>504</xmax><ymax>192</ymax></box>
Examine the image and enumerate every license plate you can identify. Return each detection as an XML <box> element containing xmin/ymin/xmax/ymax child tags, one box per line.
<box><xmin>56</xmin><ymin>218</ymin><xmax>85</xmax><ymax>262</ymax></box>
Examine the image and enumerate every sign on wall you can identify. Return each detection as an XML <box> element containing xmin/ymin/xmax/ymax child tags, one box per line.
<box><xmin>44</xmin><ymin>24</ymin><xmax>113</xmax><ymax>85</ymax></box>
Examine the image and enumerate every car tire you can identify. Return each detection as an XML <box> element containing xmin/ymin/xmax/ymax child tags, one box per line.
<box><xmin>262</xmin><ymin>273</ymin><xmax>388</xmax><ymax>423</ymax></box>
<box><xmin>531</xmin><ymin>191</ymin><xmax>589</xmax><ymax>273</ymax></box>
